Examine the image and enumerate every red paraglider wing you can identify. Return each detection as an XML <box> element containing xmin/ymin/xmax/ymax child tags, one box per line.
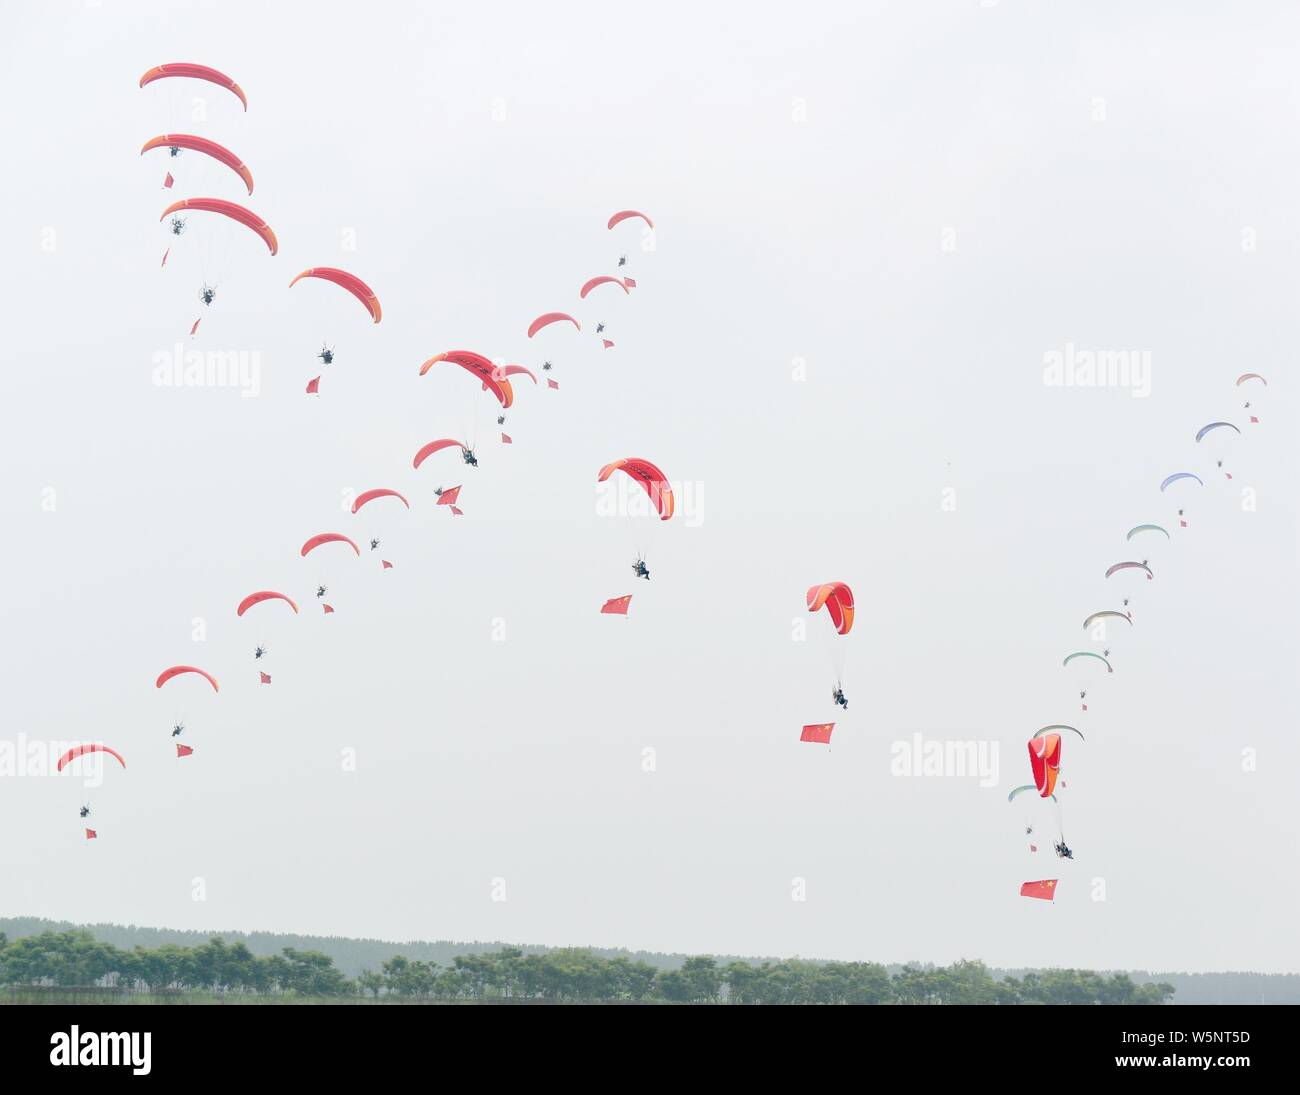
<box><xmin>141</xmin><ymin>134</ymin><xmax>254</xmax><ymax>194</ymax></box>
<box><xmin>579</xmin><ymin>275</ymin><xmax>630</xmax><ymax>300</ymax></box>
<box><xmin>139</xmin><ymin>62</ymin><xmax>247</xmax><ymax>110</ymax></box>
<box><xmin>289</xmin><ymin>267</ymin><xmax>381</xmax><ymax>323</ymax></box>
<box><xmin>160</xmin><ymin>198</ymin><xmax>277</xmax><ymax>254</ymax></box>
<box><xmin>1028</xmin><ymin>734</ymin><xmax>1062</xmax><ymax>797</ymax></box>
<box><xmin>527</xmin><ymin>312</ymin><xmax>581</xmax><ymax>338</ymax></box>
<box><xmin>419</xmin><ymin>351</ymin><xmax>514</xmax><ymax>408</ymax></box>
<box><xmin>236</xmin><ymin>591</ymin><xmax>299</xmax><ymax>617</ymax></box>
<box><xmin>155</xmin><ymin>665</ymin><xmax>219</xmax><ymax>692</ymax></box>
<box><xmin>607</xmin><ymin>210</ymin><xmax>654</xmax><ymax>230</ymax></box>
<box><xmin>300</xmin><ymin>532</ymin><xmax>360</xmax><ymax>557</ymax></box>
<box><xmin>597</xmin><ymin>457</ymin><xmax>674</xmax><ymax>520</ymax></box>
<box><xmin>806</xmin><ymin>581</ymin><xmax>855</xmax><ymax>636</ymax></box>
<box><xmin>57</xmin><ymin>744</ymin><xmax>127</xmax><ymax>772</ymax></box>
<box><xmin>352</xmin><ymin>488</ymin><xmax>410</xmax><ymax>513</ymax></box>
<box><xmin>413</xmin><ymin>439</ymin><xmax>467</xmax><ymax>470</ymax></box>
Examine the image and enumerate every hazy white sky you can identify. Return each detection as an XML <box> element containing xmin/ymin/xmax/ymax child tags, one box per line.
<box><xmin>1</xmin><ymin>0</ymin><xmax>1297</xmax><ymax>972</ymax></box>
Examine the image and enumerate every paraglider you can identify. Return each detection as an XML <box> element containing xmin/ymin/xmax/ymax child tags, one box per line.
<box><xmin>1082</xmin><ymin>610</ymin><xmax>1131</xmax><ymax>631</ymax></box>
<box><xmin>200</xmin><ymin>284</ymin><xmax>216</xmax><ymax>305</ymax></box>
<box><xmin>607</xmin><ymin>210</ymin><xmax>654</xmax><ymax>230</ymax></box>
<box><xmin>141</xmin><ymin>134</ymin><xmax>254</xmax><ymax>194</ymax></box>
<box><xmin>806</xmin><ymin>581</ymin><xmax>854</xmax><ymax>636</ymax></box>
<box><xmin>419</xmin><ymin>351</ymin><xmax>513</xmax><ymax>408</ymax></box>
<box><xmin>1236</xmin><ymin>373</ymin><xmax>1267</xmax><ymax>387</ymax></box>
<box><xmin>1028</xmin><ymin>733</ymin><xmax>1061</xmax><ymax>798</ymax></box>
<box><xmin>413</xmin><ymin>439</ymin><xmax>469</xmax><ymax>471</ymax></box>
<box><xmin>633</xmin><ymin>557</ymin><xmax>650</xmax><ymax>580</ymax></box>
<box><xmin>300</xmin><ymin>532</ymin><xmax>360</xmax><ymax>557</ymax></box>
<box><xmin>1105</xmin><ymin>561</ymin><xmax>1153</xmax><ymax>581</ymax></box>
<box><xmin>370</xmin><ymin>538</ymin><xmax>380</xmax><ymax>551</ymax></box>
<box><xmin>351</xmin><ymin>488</ymin><xmax>410</xmax><ymax>514</ymax></box>
<box><xmin>832</xmin><ymin>685</ymin><xmax>848</xmax><ymax>710</ymax></box>
<box><xmin>463</xmin><ymin>448</ymin><xmax>479</xmax><ymax>467</ymax></box>
<box><xmin>527</xmin><ymin>312</ymin><xmax>580</xmax><ymax>338</ymax></box>
<box><xmin>1054</xmin><ymin>840</ymin><xmax>1074</xmax><ymax>860</ymax></box>
<box><xmin>160</xmin><ymin>198</ymin><xmax>278</xmax><ymax>255</ymax></box>
<box><xmin>1033</xmin><ymin>724</ymin><xmax>1084</xmax><ymax>742</ymax></box>
<box><xmin>1126</xmin><ymin>524</ymin><xmax>1169</xmax><ymax>541</ymax></box>
<box><xmin>171</xmin><ymin>723</ymin><xmax>184</xmax><ymax>738</ymax></box>
<box><xmin>1063</xmin><ymin>651</ymin><xmax>1112</xmax><ymax>673</ymax></box>
<box><xmin>57</xmin><ymin>744</ymin><xmax>127</xmax><ymax>772</ymax></box>
<box><xmin>156</xmin><ymin>665</ymin><xmax>219</xmax><ymax>692</ymax></box>
<box><xmin>317</xmin><ymin>585</ymin><xmax>328</xmax><ymax>599</ymax></box>
<box><xmin>579</xmin><ymin>275</ymin><xmax>629</xmax><ymax>300</ymax></box>
<box><xmin>254</xmin><ymin>646</ymin><xmax>266</xmax><ymax>660</ymax></box>
<box><xmin>1195</xmin><ymin>421</ymin><xmax>1241</xmax><ymax>442</ymax></box>
<box><xmin>236</xmin><ymin>590</ymin><xmax>298</xmax><ymax>616</ymax></box>
<box><xmin>597</xmin><ymin>458</ymin><xmax>674</xmax><ymax>520</ymax></box>
<box><xmin>80</xmin><ymin>805</ymin><xmax>90</xmax><ymax>818</ymax></box>
<box><xmin>170</xmin><ymin>217</ymin><xmax>186</xmax><ymax>235</ymax></box>
<box><xmin>319</xmin><ymin>345</ymin><xmax>334</xmax><ymax>365</ymax></box>
<box><xmin>1160</xmin><ymin>471</ymin><xmax>1203</xmax><ymax>492</ymax></box>
<box><xmin>290</xmin><ymin>268</ymin><xmax>381</xmax><ymax>323</ymax></box>
<box><xmin>139</xmin><ymin>62</ymin><xmax>248</xmax><ymax>111</ymax></box>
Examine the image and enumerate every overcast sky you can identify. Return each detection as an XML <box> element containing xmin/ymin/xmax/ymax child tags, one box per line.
<box><xmin>1</xmin><ymin>0</ymin><xmax>1297</xmax><ymax>973</ymax></box>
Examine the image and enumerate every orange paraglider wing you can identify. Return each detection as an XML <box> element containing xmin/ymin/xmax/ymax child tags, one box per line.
<box><xmin>290</xmin><ymin>267</ymin><xmax>381</xmax><ymax>323</ymax></box>
<box><xmin>140</xmin><ymin>62</ymin><xmax>247</xmax><ymax>110</ymax></box>
<box><xmin>160</xmin><ymin>198</ymin><xmax>277</xmax><ymax>255</ymax></box>
<box><xmin>597</xmin><ymin>457</ymin><xmax>674</xmax><ymax>520</ymax></box>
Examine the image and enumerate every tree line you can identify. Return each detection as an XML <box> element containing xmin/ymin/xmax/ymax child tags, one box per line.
<box><xmin>0</xmin><ymin>931</ymin><xmax>1174</xmax><ymax>1004</ymax></box>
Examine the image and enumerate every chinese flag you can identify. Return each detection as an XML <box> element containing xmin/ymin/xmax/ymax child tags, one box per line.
<box><xmin>622</xmin><ymin>277</ymin><xmax>637</xmax><ymax>288</ymax></box>
<box><xmin>501</xmin><ymin>433</ymin><xmax>512</xmax><ymax>444</ymax></box>
<box><xmin>163</xmin><ymin>172</ymin><xmax>174</xmax><ymax>188</ymax></box>
<box><xmin>1250</xmin><ymin>415</ymin><xmax>1259</xmax><ymax>424</ymax></box>
<box><xmin>176</xmin><ymin>744</ymin><xmax>193</xmax><ymax>757</ymax></box>
<box><xmin>1020</xmin><ymin>879</ymin><xmax>1058</xmax><ymax>901</ymax></box>
<box><xmin>450</xmin><ymin>506</ymin><xmax>464</xmax><ymax>516</ymax></box>
<box><xmin>190</xmin><ymin>318</ymin><xmax>201</xmax><ymax>336</ymax></box>
<box><xmin>259</xmin><ymin>671</ymin><xmax>271</xmax><ymax>684</ymax></box>
<box><xmin>437</xmin><ymin>485</ymin><xmax>461</xmax><ymax>506</ymax></box>
<box><xmin>382</xmin><ymin>560</ymin><xmax>393</xmax><ymax>569</ymax></box>
<box><xmin>1029</xmin><ymin>844</ymin><xmax>1037</xmax><ymax>853</ymax></box>
<box><xmin>306</xmin><ymin>376</ymin><xmax>320</xmax><ymax>394</ymax></box>
<box><xmin>1081</xmin><ymin>702</ymin><xmax>1088</xmax><ymax>712</ymax></box>
<box><xmin>547</xmin><ymin>378</ymin><xmax>559</xmax><ymax>389</ymax></box>
<box><xmin>322</xmin><ymin>603</ymin><xmax>334</xmax><ymax>614</ymax></box>
<box><xmin>1180</xmin><ymin>519</ymin><xmax>1188</xmax><ymax>528</ymax></box>
<box><xmin>602</xmin><ymin>339</ymin><xmax>614</xmax><ymax>349</ymax></box>
<box><xmin>85</xmin><ymin>828</ymin><xmax>98</xmax><ymax>840</ymax></box>
<box><xmin>161</xmin><ymin>248</ymin><xmax>169</xmax><ymax>268</ymax></box>
<box><xmin>800</xmin><ymin>722</ymin><xmax>834</xmax><ymax>744</ymax></box>
<box><xmin>601</xmin><ymin>594</ymin><xmax>633</xmax><ymax>615</ymax></box>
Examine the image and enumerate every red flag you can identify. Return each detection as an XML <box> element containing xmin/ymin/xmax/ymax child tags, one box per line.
<box><xmin>450</xmin><ymin>505</ymin><xmax>464</xmax><ymax>516</ymax></box>
<box><xmin>601</xmin><ymin>594</ymin><xmax>633</xmax><ymax>615</ymax></box>
<box><xmin>436</xmin><ymin>485</ymin><xmax>461</xmax><ymax>506</ymax></box>
<box><xmin>800</xmin><ymin>722</ymin><xmax>834</xmax><ymax>744</ymax></box>
<box><xmin>622</xmin><ymin>277</ymin><xmax>637</xmax><ymax>288</ymax></box>
<box><xmin>1081</xmin><ymin>702</ymin><xmax>1088</xmax><ymax>712</ymax></box>
<box><xmin>190</xmin><ymin>318</ymin><xmax>201</xmax><ymax>336</ymax></box>
<box><xmin>1020</xmin><ymin>879</ymin><xmax>1058</xmax><ymax>901</ymax></box>
<box><xmin>1250</xmin><ymin>415</ymin><xmax>1259</xmax><ymax>424</ymax></box>
<box><xmin>259</xmin><ymin>671</ymin><xmax>271</xmax><ymax>684</ymax></box>
<box><xmin>547</xmin><ymin>378</ymin><xmax>559</xmax><ymax>389</ymax></box>
<box><xmin>1179</xmin><ymin>519</ymin><xmax>1188</xmax><ymax>528</ymax></box>
<box><xmin>306</xmin><ymin>376</ymin><xmax>320</xmax><ymax>394</ymax></box>
<box><xmin>322</xmin><ymin>603</ymin><xmax>334</xmax><ymax>614</ymax></box>
<box><xmin>602</xmin><ymin>339</ymin><xmax>614</xmax><ymax>349</ymax></box>
<box><xmin>1029</xmin><ymin>844</ymin><xmax>1038</xmax><ymax>853</ymax></box>
<box><xmin>176</xmin><ymin>744</ymin><xmax>193</xmax><ymax>757</ymax></box>
<box><xmin>85</xmin><ymin>828</ymin><xmax>98</xmax><ymax>840</ymax></box>
<box><xmin>501</xmin><ymin>433</ymin><xmax>512</xmax><ymax>444</ymax></box>
<box><xmin>163</xmin><ymin>172</ymin><xmax>174</xmax><ymax>189</ymax></box>
<box><xmin>1225</xmin><ymin>472</ymin><xmax>1232</xmax><ymax>480</ymax></box>
<box><xmin>381</xmin><ymin>559</ymin><xmax>393</xmax><ymax>569</ymax></box>
<box><xmin>160</xmin><ymin>248</ymin><xmax>169</xmax><ymax>268</ymax></box>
